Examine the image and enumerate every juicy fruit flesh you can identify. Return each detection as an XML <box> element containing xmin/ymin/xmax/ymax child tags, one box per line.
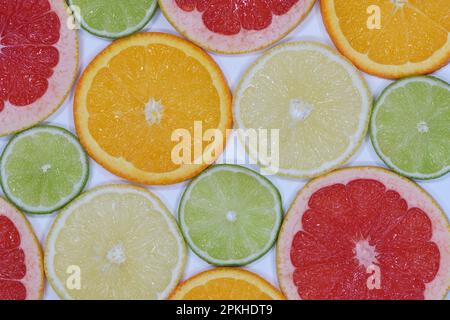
<box><xmin>52</xmin><ymin>191</ymin><xmax>182</xmax><ymax>299</ymax></box>
<box><xmin>175</xmin><ymin>0</ymin><xmax>299</xmax><ymax>35</ymax></box>
<box><xmin>182</xmin><ymin>277</ymin><xmax>275</xmax><ymax>300</ymax></box>
<box><xmin>0</xmin><ymin>215</ymin><xmax>26</xmax><ymax>300</ymax></box>
<box><xmin>0</xmin><ymin>0</ymin><xmax>60</xmax><ymax>112</ymax></box>
<box><xmin>87</xmin><ymin>43</ymin><xmax>221</xmax><ymax>173</ymax></box>
<box><xmin>290</xmin><ymin>179</ymin><xmax>440</xmax><ymax>300</ymax></box>
<box><xmin>374</xmin><ymin>79</ymin><xmax>450</xmax><ymax>176</ymax></box>
<box><xmin>70</xmin><ymin>0</ymin><xmax>155</xmax><ymax>35</ymax></box>
<box><xmin>334</xmin><ymin>0</ymin><xmax>449</xmax><ymax>65</ymax></box>
<box><xmin>182</xmin><ymin>168</ymin><xmax>280</xmax><ymax>263</ymax></box>
<box><xmin>238</xmin><ymin>49</ymin><xmax>364</xmax><ymax>172</ymax></box>
<box><xmin>2</xmin><ymin>130</ymin><xmax>86</xmax><ymax>211</ymax></box>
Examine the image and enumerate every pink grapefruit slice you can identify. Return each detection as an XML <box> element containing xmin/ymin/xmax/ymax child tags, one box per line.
<box><xmin>277</xmin><ymin>167</ymin><xmax>450</xmax><ymax>300</ymax></box>
<box><xmin>159</xmin><ymin>0</ymin><xmax>317</xmax><ymax>54</ymax></box>
<box><xmin>0</xmin><ymin>0</ymin><xmax>78</xmax><ymax>136</ymax></box>
<box><xmin>0</xmin><ymin>197</ymin><xmax>44</xmax><ymax>300</ymax></box>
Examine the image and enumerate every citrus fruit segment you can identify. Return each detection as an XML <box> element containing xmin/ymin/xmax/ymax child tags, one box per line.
<box><xmin>179</xmin><ymin>165</ymin><xmax>283</xmax><ymax>266</ymax></box>
<box><xmin>321</xmin><ymin>0</ymin><xmax>450</xmax><ymax>79</ymax></box>
<box><xmin>68</xmin><ymin>0</ymin><xmax>158</xmax><ymax>39</ymax></box>
<box><xmin>169</xmin><ymin>268</ymin><xmax>285</xmax><ymax>300</ymax></box>
<box><xmin>234</xmin><ymin>42</ymin><xmax>372</xmax><ymax>179</ymax></box>
<box><xmin>371</xmin><ymin>76</ymin><xmax>450</xmax><ymax>180</ymax></box>
<box><xmin>45</xmin><ymin>184</ymin><xmax>186</xmax><ymax>300</ymax></box>
<box><xmin>0</xmin><ymin>198</ymin><xmax>44</xmax><ymax>300</ymax></box>
<box><xmin>0</xmin><ymin>0</ymin><xmax>78</xmax><ymax>136</ymax></box>
<box><xmin>74</xmin><ymin>32</ymin><xmax>232</xmax><ymax>185</ymax></box>
<box><xmin>159</xmin><ymin>0</ymin><xmax>316</xmax><ymax>54</ymax></box>
<box><xmin>277</xmin><ymin>167</ymin><xmax>450</xmax><ymax>300</ymax></box>
<box><xmin>0</xmin><ymin>126</ymin><xmax>89</xmax><ymax>214</ymax></box>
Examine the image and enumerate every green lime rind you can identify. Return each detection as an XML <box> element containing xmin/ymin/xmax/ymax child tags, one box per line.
<box><xmin>370</xmin><ymin>76</ymin><xmax>450</xmax><ymax>180</ymax></box>
<box><xmin>179</xmin><ymin>164</ymin><xmax>283</xmax><ymax>267</ymax></box>
<box><xmin>0</xmin><ymin>125</ymin><xmax>90</xmax><ymax>215</ymax></box>
<box><xmin>67</xmin><ymin>0</ymin><xmax>158</xmax><ymax>39</ymax></box>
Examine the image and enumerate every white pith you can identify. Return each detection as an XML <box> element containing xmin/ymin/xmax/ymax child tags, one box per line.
<box><xmin>392</xmin><ymin>0</ymin><xmax>408</xmax><ymax>8</ymax></box>
<box><xmin>289</xmin><ymin>99</ymin><xmax>314</xmax><ymax>123</ymax></box>
<box><xmin>277</xmin><ymin>167</ymin><xmax>450</xmax><ymax>300</ymax></box>
<box><xmin>106</xmin><ymin>243</ymin><xmax>126</xmax><ymax>265</ymax></box>
<box><xmin>145</xmin><ymin>98</ymin><xmax>164</xmax><ymax>125</ymax></box>
<box><xmin>416</xmin><ymin>121</ymin><xmax>429</xmax><ymax>134</ymax></box>
<box><xmin>226</xmin><ymin>211</ymin><xmax>237</xmax><ymax>222</ymax></box>
<box><xmin>234</xmin><ymin>42</ymin><xmax>371</xmax><ymax>178</ymax></box>
<box><xmin>354</xmin><ymin>239</ymin><xmax>378</xmax><ymax>269</ymax></box>
<box><xmin>371</xmin><ymin>77</ymin><xmax>450</xmax><ymax>179</ymax></box>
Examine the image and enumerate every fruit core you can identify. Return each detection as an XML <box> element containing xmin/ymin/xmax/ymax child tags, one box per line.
<box><xmin>416</xmin><ymin>121</ymin><xmax>429</xmax><ymax>134</ymax></box>
<box><xmin>145</xmin><ymin>98</ymin><xmax>164</xmax><ymax>125</ymax></box>
<box><xmin>289</xmin><ymin>99</ymin><xmax>313</xmax><ymax>123</ymax></box>
<box><xmin>391</xmin><ymin>0</ymin><xmax>407</xmax><ymax>7</ymax></box>
<box><xmin>226</xmin><ymin>211</ymin><xmax>237</xmax><ymax>222</ymax></box>
<box><xmin>41</xmin><ymin>164</ymin><xmax>52</xmax><ymax>173</ymax></box>
<box><xmin>354</xmin><ymin>239</ymin><xmax>378</xmax><ymax>269</ymax></box>
<box><xmin>175</xmin><ymin>0</ymin><xmax>299</xmax><ymax>35</ymax></box>
<box><xmin>106</xmin><ymin>243</ymin><xmax>126</xmax><ymax>265</ymax></box>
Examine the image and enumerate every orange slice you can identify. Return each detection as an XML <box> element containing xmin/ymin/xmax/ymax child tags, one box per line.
<box><xmin>321</xmin><ymin>0</ymin><xmax>450</xmax><ymax>78</ymax></box>
<box><xmin>169</xmin><ymin>268</ymin><xmax>285</xmax><ymax>300</ymax></box>
<box><xmin>74</xmin><ymin>32</ymin><xmax>232</xmax><ymax>185</ymax></box>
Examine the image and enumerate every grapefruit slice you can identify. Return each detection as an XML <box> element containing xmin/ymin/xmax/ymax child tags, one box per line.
<box><xmin>169</xmin><ymin>268</ymin><xmax>285</xmax><ymax>300</ymax></box>
<box><xmin>277</xmin><ymin>167</ymin><xmax>450</xmax><ymax>300</ymax></box>
<box><xmin>0</xmin><ymin>0</ymin><xmax>78</xmax><ymax>136</ymax></box>
<box><xmin>159</xmin><ymin>0</ymin><xmax>317</xmax><ymax>54</ymax></box>
<box><xmin>0</xmin><ymin>197</ymin><xmax>44</xmax><ymax>300</ymax></box>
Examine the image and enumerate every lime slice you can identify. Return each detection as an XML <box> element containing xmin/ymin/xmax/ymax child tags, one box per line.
<box><xmin>45</xmin><ymin>184</ymin><xmax>186</xmax><ymax>300</ymax></box>
<box><xmin>234</xmin><ymin>42</ymin><xmax>372</xmax><ymax>179</ymax></box>
<box><xmin>371</xmin><ymin>76</ymin><xmax>450</xmax><ymax>180</ymax></box>
<box><xmin>68</xmin><ymin>0</ymin><xmax>158</xmax><ymax>39</ymax></box>
<box><xmin>0</xmin><ymin>126</ymin><xmax>89</xmax><ymax>214</ymax></box>
<box><xmin>179</xmin><ymin>165</ymin><xmax>283</xmax><ymax>266</ymax></box>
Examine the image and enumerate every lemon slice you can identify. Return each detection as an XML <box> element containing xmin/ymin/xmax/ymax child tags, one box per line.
<box><xmin>234</xmin><ymin>42</ymin><xmax>372</xmax><ymax>178</ymax></box>
<box><xmin>45</xmin><ymin>184</ymin><xmax>186</xmax><ymax>300</ymax></box>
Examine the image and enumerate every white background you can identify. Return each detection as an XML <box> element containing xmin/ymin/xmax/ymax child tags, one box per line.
<box><xmin>0</xmin><ymin>2</ymin><xmax>448</xmax><ymax>300</ymax></box>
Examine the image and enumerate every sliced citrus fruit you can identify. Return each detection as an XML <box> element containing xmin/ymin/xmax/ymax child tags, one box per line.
<box><xmin>234</xmin><ymin>42</ymin><xmax>372</xmax><ymax>179</ymax></box>
<box><xmin>0</xmin><ymin>126</ymin><xmax>89</xmax><ymax>214</ymax></box>
<box><xmin>179</xmin><ymin>165</ymin><xmax>283</xmax><ymax>266</ymax></box>
<box><xmin>0</xmin><ymin>197</ymin><xmax>44</xmax><ymax>300</ymax></box>
<box><xmin>0</xmin><ymin>0</ymin><xmax>78</xmax><ymax>136</ymax></box>
<box><xmin>277</xmin><ymin>166</ymin><xmax>450</xmax><ymax>300</ymax></box>
<box><xmin>68</xmin><ymin>0</ymin><xmax>158</xmax><ymax>39</ymax></box>
<box><xmin>371</xmin><ymin>76</ymin><xmax>450</xmax><ymax>180</ymax></box>
<box><xmin>321</xmin><ymin>0</ymin><xmax>450</xmax><ymax>79</ymax></box>
<box><xmin>74</xmin><ymin>32</ymin><xmax>232</xmax><ymax>185</ymax></box>
<box><xmin>45</xmin><ymin>184</ymin><xmax>186</xmax><ymax>300</ymax></box>
<box><xmin>159</xmin><ymin>0</ymin><xmax>316</xmax><ymax>54</ymax></box>
<box><xmin>169</xmin><ymin>268</ymin><xmax>285</xmax><ymax>300</ymax></box>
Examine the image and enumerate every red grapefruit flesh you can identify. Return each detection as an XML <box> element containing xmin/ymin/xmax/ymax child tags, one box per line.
<box><xmin>277</xmin><ymin>167</ymin><xmax>450</xmax><ymax>300</ymax></box>
<box><xmin>159</xmin><ymin>0</ymin><xmax>316</xmax><ymax>53</ymax></box>
<box><xmin>0</xmin><ymin>0</ymin><xmax>78</xmax><ymax>136</ymax></box>
<box><xmin>0</xmin><ymin>197</ymin><xmax>44</xmax><ymax>300</ymax></box>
